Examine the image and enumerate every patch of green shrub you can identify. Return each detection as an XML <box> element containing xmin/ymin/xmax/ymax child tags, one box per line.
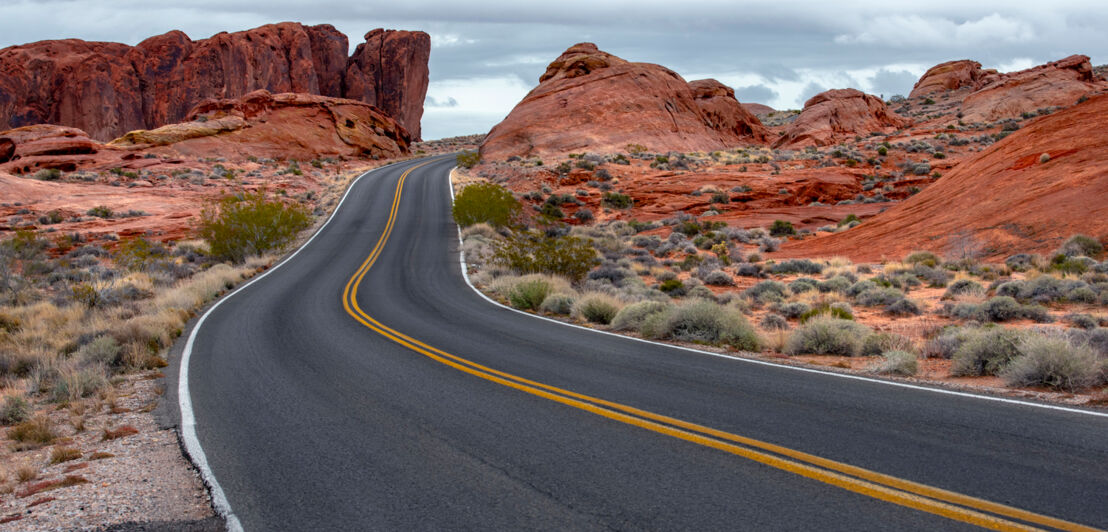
<box><xmin>611</xmin><ymin>300</ymin><xmax>671</xmax><ymax>331</ymax></box>
<box><xmin>799</xmin><ymin>302</ymin><xmax>854</xmax><ymax>322</ymax></box>
<box><xmin>785</xmin><ymin>317</ymin><xmax>871</xmax><ymax>357</ymax></box>
<box><xmin>1057</xmin><ymin>234</ymin><xmax>1103</xmax><ymax>259</ymax></box>
<box><xmin>452</xmin><ymin>182</ymin><xmax>521</xmax><ymax>228</ymax></box>
<box><xmin>642</xmin><ymin>300</ymin><xmax>760</xmax><ymax>350</ymax></box>
<box><xmin>861</xmin><ymin>332</ymin><xmax>914</xmax><ymax>357</ymax></box>
<box><xmin>198</xmin><ymin>190</ymin><xmax>312</xmax><ymax>263</ymax></box>
<box><xmin>493</xmin><ymin>231</ymin><xmax>600</xmax><ymax>282</ymax></box>
<box><xmin>950</xmin><ymin>328</ymin><xmax>1024</xmax><ymax>376</ymax></box>
<box><xmin>873</xmin><ymin>351</ymin><xmax>918</xmax><ymax>376</ymax></box>
<box><xmin>456</xmin><ymin>151</ymin><xmax>481</xmax><ymax>168</ymax></box>
<box><xmin>601</xmin><ymin>192</ymin><xmax>633</xmax><ymax>209</ymax></box>
<box><xmin>1001</xmin><ymin>334</ymin><xmax>1102</xmax><ymax>390</ymax></box>
<box><xmin>539</xmin><ymin>293</ymin><xmax>576</xmax><ymax>315</ymax></box>
<box><xmin>943</xmin><ymin>279</ymin><xmax>983</xmax><ymax>299</ymax></box>
<box><xmin>905</xmin><ymin>251</ymin><xmax>940</xmax><ymax>267</ymax></box>
<box><xmin>508</xmin><ymin>277</ymin><xmax>553</xmax><ymax>311</ymax></box>
<box><xmin>576</xmin><ymin>293</ymin><xmax>622</xmax><ymax>324</ymax></box>
<box><xmin>0</xmin><ymin>395</ymin><xmax>30</xmax><ymax>425</ymax></box>
<box><xmin>87</xmin><ymin>205</ymin><xmax>114</xmax><ymax>218</ymax></box>
<box><xmin>769</xmin><ymin>220</ymin><xmax>796</xmax><ymax>237</ymax></box>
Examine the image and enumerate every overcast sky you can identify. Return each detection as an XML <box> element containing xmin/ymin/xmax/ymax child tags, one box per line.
<box><xmin>2</xmin><ymin>1</ymin><xmax>1105</xmax><ymax>139</ymax></box>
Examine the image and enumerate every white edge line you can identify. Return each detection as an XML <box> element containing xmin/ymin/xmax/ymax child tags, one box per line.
<box><xmin>446</xmin><ymin>166</ymin><xmax>1108</xmax><ymax>420</ymax></box>
<box><xmin>179</xmin><ymin>158</ymin><xmax>417</xmax><ymax>532</ymax></box>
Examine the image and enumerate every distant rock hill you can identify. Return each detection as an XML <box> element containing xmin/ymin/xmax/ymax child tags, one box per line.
<box><xmin>909</xmin><ymin>55</ymin><xmax>1106</xmax><ymax>123</ymax></box>
<box><xmin>0</xmin><ymin>23</ymin><xmax>429</xmax><ymax>140</ymax></box>
<box><xmin>480</xmin><ymin>43</ymin><xmax>768</xmax><ymax>160</ymax></box>
<box><xmin>781</xmin><ymin>93</ymin><xmax>1108</xmax><ymax>261</ymax></box>
<box><xmin>773</xmin><ymin>88</ymin><xmax>911</xmax><ymax>148</ymax></box>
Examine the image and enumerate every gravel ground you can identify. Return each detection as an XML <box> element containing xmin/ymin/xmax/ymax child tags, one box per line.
<box><xmin>0</xmin><ymin>373</ymin><xmax>218</xmax><ymax>531</ymax></box>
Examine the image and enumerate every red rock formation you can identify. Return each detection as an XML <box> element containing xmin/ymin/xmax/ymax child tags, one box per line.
<box><xmin>780</xmin><ymin>93</ymin><xmax>1108</xmax><ymax>261</ymax></box>
<box><xmin>345</xmin><ymin>29</ymin><xmax>431</xmax><ymax>141</ymax></box>
<box><xmin>741</xmin><ymin>103</ymin><xmax>776</xmax><ymax>116</ymax></box>
<box><xmin>908</xmin><ymin>60</ymin><xmax>994</xmax><ymax>98</ymax></box>
<box><xmin>688</xmin><ymin>79</ymin><xmax>770</xmax><ymax>144</ymax></box>
<box><xmin>959</xmin><ymin>55</ymin><xmax>1105</xmax><ymax>123</ymax></box>
<box><xmin>111</xmin><ymin>90</ymin><xmax>411</xmax><ymax>161</ymax></box>
<box><xmin>480</xmin><ymin>43</ymin><xmax>768</xmax><ymax>160</ymax></box>
<box><xmin>0</xmin><ymin>91</ymin><xmax>410</xmax><ymax>175</ymax></box>
<box><xmin>773</xmin><ymin>89</ymin><xmax>910</xmax><ymax>148</ymax></box>
<box><xmin>0</xmin><ymin>24</ymin><xmax>429</xmax><ymax>141</ymax></box>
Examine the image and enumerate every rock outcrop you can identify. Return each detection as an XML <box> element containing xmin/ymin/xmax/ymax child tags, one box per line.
<box><xmin>781</xmin><ymin>93</ymin><xmax>1108</xmax><ymax>261</ymax></box>
<box><xmin>1</xmin><ymin>90</ymin><xmax>410</xmax><ymax>175</ymax></box>
<box><xmin>0</xmin><ymin>23</ymin><xmax>430</xmax><ymax>141</ymax></box>
<box><xmin>741</xmin><ymin>103</ymin><xmax>776</xmax><ymax>116</ymax></box>
<box><xmin>908</xmin><ymin>60</ymin><xmax>995</xmax><ymax>98</ymax></box>
<box><xmin>959</xmin><ymin>55</ymin><xmax>1105</xmax><ymax>123</ymax></box>
<box><xmin>480</xmin><ymin>43</ymin><xmax>767</xmax><ymax>160</ymax></box>
<box><xmin>773</xmin><ymin>89</ymin><xmax>910</xmax><ymax>148</ymax></box>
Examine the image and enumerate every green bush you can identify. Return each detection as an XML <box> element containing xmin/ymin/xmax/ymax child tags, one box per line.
<box><xmin>905</xmin><ymin>251</ymin><xmax>939</xmax><ymax>267</ymax></box>
<box><xmin>799</xmin><ymin>302</ymin><xmax>854</xmax><ymax>322</ymax></box>
<box><xmin>785</xmin><ymin>317</ymin><xmax>871</xmax><ymax>356</ymax></box>
<box><xmin>198</xmin><ymin>190</ymin><xmax>312</xmax><ymax>263</ymax></box>
<box><xmin>943</xmin><ymin>279</ymin><xmax>983</xmax><ymax>299</ymax></box>
<box><xmin>0</xmin><ymin>395</ymin><xmax>30</xmax><ymax>425</ymax></box>
<box><xmin>769</xmin><ymin>220</ymin><xmax>796</xmax><ymax>237</ymax></box>
<box><xmin>78</xmin><ymin>336</ymin><xmax>123</xmax><ymax>367</ymax></box>
<box><xmin>452</xmin><ymin>182</ymin><xmax>521</xmax><ymax>228</ymax></box>
<box><xmin>981</xmin><ymin>296</ymin><xmax>1023</xmax><ymax>322</ymax></box>
<box><xmin>861</xmin><ymin>332</ymin><xmax>914</xmax><ymax>357</ymax></box>
<box><xmin>1057</xmin><ymin>234</ymin><xmax>1103</xmax><ymax>259</ymax></box>
<box><xmin>1001</xmin><ymin>334</ymin><xmax>1102</xmax><ymax>390</ymax></box>
<box><xmin>539</xmin><ymin>293</ymin><xmax>576</xmax><ymax>315</ymax></box>
<box><xmin>33</xmin><ymin>168</ymin><xmax>62</xmax><ymax>181</ymax></box>
<box><xmin>113</xmin><ymin>237</ymin><xmax>165</xmax><ymax>272</ymax></box>
<box><xmin>457</xmin><ymin>151</ymin><xmax>481</xmax><ymax>168</ymax></box>
<box><xmin>493</xmin><ymin>231</ymin><xmax>599</xmax><ymax>282</ymax></box>
<box><xmin>873</xmin><ymin>351</ymin><xmax>918</xmax><ymax>376</ymax></box>
<box><xmin>611</xmin><ymin>300</ymin><xmax>671</xmax><ymax>331</ymax></box>
<box><xmin>950</xmin><ymin>328</ymin><xmax>1024</xmax><ymax>376</ymax></box>
<box><xmin>508</xmin><ymin>278</ymin><xmax>553</xmax><ymax>311</ymax></box>
<box><xmin>87</xmin><ymin>205</ymin><xmax>113</xmax><ymax>219</ymax></box>
<box><xmin>576</xmin><ymin>293</ymin><xmax>622</xmax><ymax>324</ymax></box>
<box><xmin>643</xmin><ymin>300</ymin><xmax>760</xmax><ymax>350</ymax></box>
<box><xmin>601</xmin><ymin>192</ymin><xmax>633</xmax><ymax>209</ymax></box>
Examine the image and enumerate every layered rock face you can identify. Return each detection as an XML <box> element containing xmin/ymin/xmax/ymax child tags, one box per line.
<box><xmin>0</xmin><ymin>90</ymin><xmax>410</xmax><ymax>175</ymax></box>
<box><xmin>480</xmin><ymin>43</ymin><xmax>768</xmax><ymax>160</ymax></box>
<box><xmin>0</xmin><ymin>23</ymin><xmax>430</xmax><ymax>141</ymax></box>
<box><xmin>773</xmin><ymin>89</ymin><xmax>910</xmax><ymax>148</ymax></box>
<box><xmin>908</xmin><ymin>60</ymin><xmax>995</xmax><ymax>98</ymax></box>
<box><xmin>908</xmin><ymin>55</ymin><xmax>1106</xmax><ymax>123</ymax></box>
<box><xmin>782</xmin><ymin>93</ymin><xmax>1108</xmax><ymax>261</ymax></box>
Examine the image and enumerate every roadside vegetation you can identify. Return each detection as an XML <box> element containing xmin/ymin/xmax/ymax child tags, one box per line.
<box><xmin>454</xmin><ymin>176</ymin><xmax>1108</xmax><ymax>400</ymax></box>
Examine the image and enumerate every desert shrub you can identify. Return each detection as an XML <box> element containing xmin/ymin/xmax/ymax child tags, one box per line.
<box><xmin>1067</xmin><ymin>286</ymin><xmax>1098</xmax><ymax>304</ymax></box>
<box><xmin>760</xmin><ymin>313</ymin><xmax>789</xmax><ymax>330</ymax></box>
<box><xmin>643</xmin><ymin>300</ymin><xmax>760</xmax><ymax>350</ymax></box>
<box><xmin>885</xmin><ymin>298</ymin><xmax>921</xmax><ymax>316</ymax></box>
<box><xmin>922</xmin><ymin>328</ymin><xmax>973</xmax><ymax>359</ymax></box>
<box><xmin>493</xmin><ymin>231</ymin><xmax>599</xmax><ymax>282</ymax></box>
<box><xmin>113</xmin><ymin>237</ymin><xmax>165</xmax><ymax>272</ymax></box>
<box><xmin>50</xmin><ymin>366</ymin><xmax>108</xmax><ymax>403</ymax></box>
<box><xmin>736</xmin><ymin>263</ymin><xmax>763</xmax><ymax>278</ymax></box>
<box><xmin>77</xmin><ymin>335</ymin><xmax>123</xmax><ymax>367</ymax></box>
<box><xmin>905</xmin><ymin>251</ymin><xmax>940</xmax><ymax>267</ymax></box>
<box><xmin>1067</xmin><ymin>327</ymin><xmax>1108</xmax><ymax>357</ymax></box>
<box><xmin>688</xmin><ymin>285</ymin><xmax>715</xmax><ymax>300</ymax></box>
<box><xmin>769</xmin><ymin>220</ymin><xmax>796</xmax><ymax>237</ymax></box>
<box><xmin>573</xmin><ymin>209</ymin><xmax>594</xmax><ymax>222</ymax></box>
<box><xmin>861</xmin><ymin>332</ymin><xmax>914</xmax><ymax>357</ymax></box>
<box><xmin>1066</xmin><ymin>313</ymin><xmax>1098</xmax><ymax>330</ymax></box>
<box><xmin>508</xmin><ymin>277</ymin><xmax>553</xmax><ymax>311</ymax></box>
<box><xmin>1019</xmin><ymin>304</ymin><xmax>1053</xmax><ymax>323</ymax></box>
<box><xmin>703</xmin><ymin>270</ymin><xmax>734</xmax><ymax>286</ymax></box>
<box><xmin>535</xmin><ymin>292</ymin><xmax>574</xmax><ymax>315</ymax></box>
<box><xmin>1005</xmin><ymin>254</ymin><xmax>1036</xmax><ymax>272</ymax></box>
<box><xmin>769</xmin><ymin>259</ymin><xmax>823</xmax><ymax>275</ymax></box>
<box><xmin>982</xmin><ymin>296</ymin><xmax>1023</xmax><ymax>322</ymax></box>
<box><xmin>1001</xmin><ymin>333</ymin><xmax>1102</xmax><ymax>390</ymax></box>
<box><xmin>785</xmin><ymin>317</ymin><xmax>871</xmax><ymax>357</ymax></box>
<box><xmin>744</xmin><ymin>280</ymin><xmax>787</xmax><ymax>304</ymax></box>
<box><xmin>0</xmin><ymin>395</ymin><xmax>30</xmax><ymax>425</ymax></box>
<box><xmin>855</xmin><ymin>287</ymin><xmax>905</xmax><ymax>307</ymax></box>
<box><xmin>1058</xmin><ymin>234</ymin><xmax>1104</xmax><ymax>259</ymax></box>
<box><xmin>948</xmin><ymin>302</ymin><xmax>985</xmax><ymax>321</ymax></box>
<box><xmin>612</xmin><ymin>300</ymin><xmax>671</xmax><ymax>331</ymax></box>
<box><xmin>87</xmin><ymin>206</ymin><xmax>113</xmax><ymax>218</ymax></box>
<box><xmin>789</xmin><ymin>278</ymin><xmax>818</xmax><ymax>294</ymax></box>
<box><xmin>452</xmin><ymin>182</ymin><xmax>521</xmax><ymax>228</ymax></box>
<box><xmin>659</xmin><ymin>278</ymin><xmax>686</xmax><ymax>296</ymax></box>
<box><xmin>199</xmin><ymin>190</ymin><xmax>311</xmax><ymax>263</ymax></box>
<box><xmin>774</xmin><ymin>301</ymin><xmax>811</xmax><ymax>319</ymax></box>
<box><xmin>9</xmin><ymin>416</ymin><xmax>56</xmax><ymax>448</ymax></box>
<box><xmin>944</xmin><ymin>279</ymin><xmax>984</xmax><ymax>299</ymax></box>
<box><xmin>817</xmin><ymin>275</ymin><xmax>853</xmax><ymax>294</ymax></box>
<box><xmin>846</xmin><ymin>280</ymin><xmax>877</xmax><ymax>297</ymax></box>
<box><xmin>575</xmin><ymin>293</ymin><xmax>622</xmax><ymax>324</ymax></box>
<box><xmin>601</xmin><ymin>192</ymin><xmax>633</xmax><ymax>209</ymax></box>
<box><xmin>951</xmin><ymin>328</ymin><xmax>1024</xmax><ymax>376</ymax></box>
<box><xmin>873</xmin><ymin>351</ymin><xmax>918</xmax><ymax>376</ymax></box>
<box><xmin>456</xmin><ymin>151</ymin><xmax>481</xmax><ymax>168</ymax></box>
<box><xmin>913</xmin><ymin>265</ymin><xmax>951</xmax><ymax>287</ymax></box>
<box><xmin>799</xmin><ymin>302</ymin><xmax>854</xmax><ymax>322</ymax></box>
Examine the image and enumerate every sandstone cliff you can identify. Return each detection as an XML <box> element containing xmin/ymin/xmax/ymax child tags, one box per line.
<box><xmin>0</xmin><ymin>23</ymin><xmax>429</xmax><ymax>141</ymax></box>
<box><xmin>773</xmin><ymin>89</ymin><xmax>910</xmax><ymax>148</ymax></box>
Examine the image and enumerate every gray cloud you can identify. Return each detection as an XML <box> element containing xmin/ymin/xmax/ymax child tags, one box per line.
<box><xmin>868</xmin><ymin>69</ymin><xmax>921</xmax><ymax>99</ymax></box>
<box><xmin>425</xmin><ymin>96</ymin><xmax>459</xmax><ymax>108</ymax></box>
<box><xmin>798</xmin><ymin>82</ymin><xmax>828</xmax><ymax>105</ymax></box>
<box><xmin>734</xmin><ymin>85</ymin><xmax>778</xmax><ymax>105</ymax></box>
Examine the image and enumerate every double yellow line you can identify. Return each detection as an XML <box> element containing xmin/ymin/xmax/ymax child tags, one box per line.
<box><xmin>342</xmin><ymin>161</ymin><xmax>1098</xmax><ymax>532</ymax></box>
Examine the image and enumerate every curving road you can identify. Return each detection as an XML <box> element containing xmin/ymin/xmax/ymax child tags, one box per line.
<box><xmin>176</xmin><ymin>155</ymin><xmax>1108</xmax><ymax>531</ymax></box>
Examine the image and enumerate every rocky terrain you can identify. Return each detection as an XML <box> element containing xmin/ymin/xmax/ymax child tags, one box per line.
<box><xmin>480</xmin><ymin>43</ymin><xmax>768</xmax><ymax>160</ymax></box>
<box><xmin>0</xmin><ymin>23</ymin><xmax>430</xmax><ymax>140</ymax></box>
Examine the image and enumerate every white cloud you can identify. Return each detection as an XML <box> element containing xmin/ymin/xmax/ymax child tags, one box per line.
<box><xmin>835</xmin><ymin>13</ymin><xmax>1035</xmax><ymax>47</ymax></box>
<box><xmin>994</xmin><ymin>57</ymin><xmax>1036</xmax><ymax>73</ymax></box>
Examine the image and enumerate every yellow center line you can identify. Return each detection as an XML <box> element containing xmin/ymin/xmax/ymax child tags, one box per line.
<box><xmin>340</xmin><ymin>161</ymin><xmax>1099</xmax><ymax>532</ymax></box>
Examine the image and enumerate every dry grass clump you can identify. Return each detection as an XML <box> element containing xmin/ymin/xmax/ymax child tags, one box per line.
<box><xmin>8</xmin><ymin>416</ymin><xmax>57</xmax><ymax>449</ymax></box>
<box><xmin>49</xmin><ymin>445</ymin><xmax>82</xmax><ymax>464</ymax></box>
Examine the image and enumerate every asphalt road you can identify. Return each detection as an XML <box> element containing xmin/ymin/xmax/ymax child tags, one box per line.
<box><xmin>180</xmin><ymin>155</ymin><xmax>1108</xmax><ymax>531</ymax></box>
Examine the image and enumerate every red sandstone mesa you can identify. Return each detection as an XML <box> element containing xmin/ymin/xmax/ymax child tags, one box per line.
<box><xmin>480</xmin><ymin>43</ymin><xmax>768</xmax><ymax>160</ymax></box>
<box><xmin>0</xmin><ymin>23</ymin><xmax>429</xmax><ymax>141</ymax></box>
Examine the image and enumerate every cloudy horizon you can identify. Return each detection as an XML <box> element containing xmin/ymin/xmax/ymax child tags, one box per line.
<box><xmin>2</xmin><ymin>1</ymin><xmax>1105</xmax><ymax>140</ymax></box>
